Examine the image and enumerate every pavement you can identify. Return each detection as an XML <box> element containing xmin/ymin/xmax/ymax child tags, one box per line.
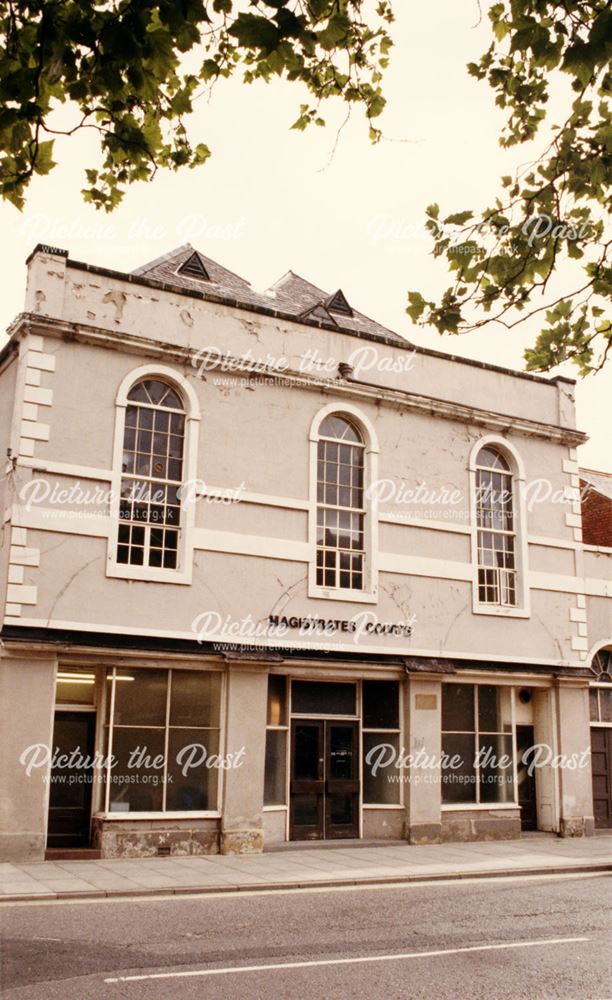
<box><xmin>1</xmin><ymin>833</ymin><xmax>610</xmax><ymax>903</ymax></box>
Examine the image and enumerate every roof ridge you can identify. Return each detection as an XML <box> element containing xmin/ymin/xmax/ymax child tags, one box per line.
<box><xmin>267</xmin><ymin>270</ymin><xmax>328</xmax><ymax>296</ymax></box>
<box><xmin>266</xmin><ymin>270</ymin><xmax>299</xmax><ymax>292</ymax></box>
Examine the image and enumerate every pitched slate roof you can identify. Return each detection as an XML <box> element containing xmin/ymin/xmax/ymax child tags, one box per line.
<box><xmin>132</xmin><ymin>244</ymin><xmax>266</xmax><ymax>309</ymax></box>
<box><xmin>265</xmin><ymin>271</ymin><xmax>406</xmax><ymax>343</ymax></box>
<box><xmin>580</xmin><ymin>468</ymin><xmax>612</xmax><ymax>499</ymax></box>
<box><xmin>132</xmin><ymin>245</ymin><xmax>409</xmax><ymax>345</ymax></box>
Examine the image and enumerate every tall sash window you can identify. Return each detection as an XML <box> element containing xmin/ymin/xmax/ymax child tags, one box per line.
<box><xmin>475</xmin><ymin>446</ymin><xmax>516</xmax><ymax>606</ymax></box>
<box><xmin>316</xmin><ymin>415</ymin><xmax>365</xmax><ymax>591</ymax></box>
<box><xmin>117</xmin><ymin>379</ymin><xmax>185</xmax><ymax>570</ymax></box>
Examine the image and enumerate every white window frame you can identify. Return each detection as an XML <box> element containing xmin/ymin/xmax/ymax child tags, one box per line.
<box><xmin>468</xmin><ymin>435</ymin><xmax>530</xmax><ymax>618</ymax></box>
<box><xmin>589</xmin><ymin>642</ymin><xmax>612</xmax><ymax>727</ymax></box>
<box><xmin>589</xmin><ymin>684</ymin><xmax>612</xmax><ymax>727</ymax></box>
<box><xmin>308</xmin><ymin>403</ymin><xmax>379</xmax><ymax>603</ymax></box>
<box><xmin>107</xmin><ymin>365</ymin><xmax>200</xmax><ymax>585</ymax></box>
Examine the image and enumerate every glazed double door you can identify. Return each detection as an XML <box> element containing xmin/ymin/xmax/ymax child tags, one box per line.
<box><xmin>290</xmin><ymin>720</ymin><xmax>360</xmax><ymax>840</ymax></box>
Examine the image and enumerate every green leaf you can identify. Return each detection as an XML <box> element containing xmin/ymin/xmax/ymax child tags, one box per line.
<box><xmin>406</xmin><ymin>291</ymin><xmax>426</xmax><ymax>321</ymax></box>
<box><xmin>229</xmin><ymin>13</ymin><xmax>281</xmax><ymax>51</ymax></box>
<box><xmin>318</xmin><ymin>14</ymin><xmax>351</xmax><ymax>49</ymax></box>
<box><xmin>33</xmin><ymin>140</ymin><xmax>56</xmax><ymax>176</ymax></box>
<box><xmin>443</xmin><ymin>210</ymin><xmax>474</xmax><ymax>226</ymax></box>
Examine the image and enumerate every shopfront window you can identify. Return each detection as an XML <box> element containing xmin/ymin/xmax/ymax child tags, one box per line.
<box><xmin>442</xmin><ymin>684</ymin><xmax>515</xmax><ymax>805</ymax></box>
<box><xmin>104</xmin><ymin>668</ymin><xmax>222</xmax><ymax>813</ymax></box>
<box><xmin>264</xmin><ymin>676</ymin><xmax>288</xmax><ymax>806</ymax></box>
<box><xmin>362</xmin><ymin>681</ymin><xmax>401</xmax><ymax>805</ymax></box>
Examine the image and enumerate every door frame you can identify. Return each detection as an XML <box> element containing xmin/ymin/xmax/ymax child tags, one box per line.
<box><xmin>47</xmin><ymin>708</ymin><xmax>97</xmax><ymax>848</ymax></box>
<box><xmin>289</xmin><ymin>718</ymin><xmax>361</xmax><ymax>840</ymax></box>
<box><xmin>288</xmin><ymin>678</ymin><xmax>362</xmax><ymax>841</ymax></box>
<box><xmin>324</xmin><ymin>719</ymin><xmax>360</xmax><ymax>839</ymax></box>
<box><xmin>516</xmin><ymin>724</ymin><xmax>538</xmax><ymax>831</ymax></box>
<box><xmin>289</xmin><ymin>719</ymin><xmax>325</xmax><ymax>841</ymax></box>
<box><xmin>590</xmin><ymin>725</ymin><xmax>612</xmax><ymax>829</ymax></box>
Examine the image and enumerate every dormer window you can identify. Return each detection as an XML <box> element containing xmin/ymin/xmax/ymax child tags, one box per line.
<box><xmin>177</xmin><ymin>252</ymin><xmax>210</xmax><ymax>281</ymax></box>
<box><xmin>326</xmin><ymin>289</ymin><xmax>353</xmax><ymax>317</ymax></box>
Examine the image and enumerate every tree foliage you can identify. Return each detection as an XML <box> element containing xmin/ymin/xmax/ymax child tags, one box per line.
<box><xmin>0</xmin><ymin>0</ymin><xmax>393</xmax><ymax>210</ymax></box>
<box><xmin>2</xmin><ymin>1</ymin><xmax>610</xmax><ymax>374</ymax></box>
<box><xmin>408</xmin><ymin>1</ymin><xmax>611</xmax><ymax>374</ymax></box>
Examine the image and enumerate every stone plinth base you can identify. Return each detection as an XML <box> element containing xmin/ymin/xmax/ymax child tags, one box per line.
<box><xmin>220</xmin><ymin>829</ymin><xmax>264</xmax><ymax>855</ymax></box>
<box><xmin>92</xmin><ymin>818</ymin><xmax>219</xmax><ymax>858</ymax></box>
<box><xmin>559</xmin><ymin>816</ymin><xmax>595</xmax><ymax>837</ymax></box>
<box><xmin>0</xmin><ymin>832</ymin><xmax>46</xmax><ymax>863</ymax></box>
<box><xmin>441</xmin><ymin>809</ymin><xmax>521</xmax><ymax>843</ymax></box>
<box><xmin>407</xmin><ymin>822</ymin><xmax>442</xmax><ymax>845</ymax></box>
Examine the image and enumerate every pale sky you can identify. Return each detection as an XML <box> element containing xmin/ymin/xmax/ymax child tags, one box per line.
<box><xmin>0</xmin><ymin>1</ymin><xmax>610</xmax><ymax>470</ymax></box>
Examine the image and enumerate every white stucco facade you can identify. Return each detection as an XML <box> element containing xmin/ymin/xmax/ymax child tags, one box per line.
<box><xmin>0</xmin><ymin>243</ymin><xmax>610</xmax><ymax>861</ymax></box>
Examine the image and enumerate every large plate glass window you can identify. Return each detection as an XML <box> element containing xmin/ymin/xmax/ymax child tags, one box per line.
<box><xmin>362</xmin><ymin>681</ymin><xmax>400</xmax><ymax>805</ymax></box>
<box><xmin>264</xmin><ymin>676</ymin><xmax>289</xmax><ymax>806</ymax></box>
<box><xmin>442</xmin><ymin>683</ymin><xmax>515</xmax><ymax>804</ymax></box>
<box><xmin>104</xmin><ymin>668</ymin><xmax>222</xmax><ymax>813</ymax></box>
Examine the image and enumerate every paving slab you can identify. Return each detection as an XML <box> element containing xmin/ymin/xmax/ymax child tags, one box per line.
<box><xmin>0</xmin><ymin>834</ymin><xmax>608</xmax><ymax>903</ymax></box>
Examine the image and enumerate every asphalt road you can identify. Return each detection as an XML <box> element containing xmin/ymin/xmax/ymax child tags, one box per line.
<box><xmin>0</xmin><ymin>873</ymin><xmax>610</xmax><ymax>999</ymax></box>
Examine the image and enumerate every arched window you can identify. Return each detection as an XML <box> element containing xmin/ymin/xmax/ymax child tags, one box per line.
<box><xmin>474</xmin><ymin>446</ymin><xmax>517</xmax><ymax>606</ymax></box>
<box><xmin>117</xmin><ymin>378</ymin><xmax>186</xmax><ymax>570</ymax></box>
<box><xmin>316</xmin><ymin>414</ymin><xmax>365</xmax><ymax>590</ymax></box>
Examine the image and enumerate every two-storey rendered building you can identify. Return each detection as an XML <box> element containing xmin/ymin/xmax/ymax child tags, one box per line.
<box><xmin>0</xmin><ymin>243</ymin><xmax>610</xmax><ymax>862</ymax></box>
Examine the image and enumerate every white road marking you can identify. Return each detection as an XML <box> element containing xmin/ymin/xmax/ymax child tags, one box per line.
<box><xmin>104</xmin><ymin>936</ymin><xmax>590</xmax><ymax>984</ymax></box>
<box><xmin>2</xmin><ymin>870</ymin><xmax>607</xmax><ymax>908</ymax></box>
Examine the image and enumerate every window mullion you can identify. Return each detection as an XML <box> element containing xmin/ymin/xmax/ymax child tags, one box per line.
<box><xmin>143</xmin><ymin>525</ymin><xmax>150</xmax><ymax>567</ymax></box>
<box><xmin>510</xmin><ymin>687</ymin><xmax>518</xmax><ymax>804</ymax></box>
<box><xmin>162</xmin><ymin>670</ymin><xmax>172</xmax><ymax>812</ymax></box>
<box><xmin>474</xmin><ymin>686</ymin><xmax>480</xmax><ymax>804</ymax></box>
<box><xmin>105</xmin><ymin>668</ymin><xmax>117</xmax><ymax>814</ymax></box>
